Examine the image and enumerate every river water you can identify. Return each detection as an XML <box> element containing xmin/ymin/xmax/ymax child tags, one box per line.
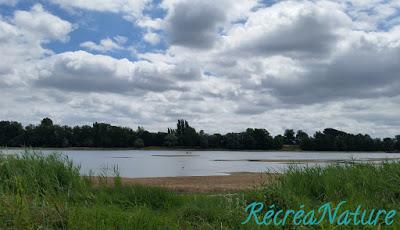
<box><xmin>1</xmin><ymin>149</ymin><xmax>400</xmax><ymax>178</ymax></box>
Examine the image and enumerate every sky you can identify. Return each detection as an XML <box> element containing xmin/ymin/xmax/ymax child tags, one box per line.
<box><xmin>0</xmin><ymin>0</ymin><xmax>399</xmax><ymax>137</ymax></box>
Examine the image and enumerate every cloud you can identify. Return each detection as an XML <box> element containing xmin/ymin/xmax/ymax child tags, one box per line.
<box><xmin>80</xmin><ymin>36</ymin><xmax>127</xmax><ymax>53</ymax></box>
<box><xmin>35</xmin><ymin>51</ymin><xmax>201</xmax><ymax>94</ymax></box>
<box><xmin>338</xmin><ymin>0</ymin><xmax>400</xmax><ymax>30</ymax></box>
<box><xmin>0</xmin><ymin>4</ymin><xmax>73</xmax><ymax>86</ymax></box>
<box><xmin>13</xmin><ymin>4</ymin><xmax>73</xmax><ymax>42</ymax></box>
<box><xmin>223</xmin><ymin>1</ymin><xmax>351</xmax><ymax>58</ymax></box>
<box><xmin>259</xmin><ymin>28</ymin><xmax>400</xmax><ymax>105</ymax></box>
<box><xmin>163</xmin><ymin>0</ymin><xmax>226</xmax><ymax>49</ymax></box>
<box><xmin>114</xmin><ymin>35</ymin><xmax>128</xmax><ymax>44</ymax></box>
<box><xmin>162</xmin><ymin>0</ymin><xmax>258</xmax><ymax>49</ymax></box>
<box><xmin>143</xmin><ymin>31</ymin><xmax>161</xmax><ymax>45</ymax></box>
<box><xmin>0</xmin><ymin>0</ymin><xmax>17</xmax><ymax>5</ymax></box>
<box><xmin>137</xmin><ymin>16</ymin><xmax>163</xmax><ymax>30</ymax></box>
<box><xmin>49</xmin><ymin>0</ymin><xmax>150</xmax><ymax>21</ymax></box>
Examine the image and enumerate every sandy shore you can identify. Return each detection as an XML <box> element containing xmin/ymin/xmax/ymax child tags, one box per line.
<box><xmin>91</xmin><ymin>172</ymin><xmax>277</xmax><ymax>193</ymax></box>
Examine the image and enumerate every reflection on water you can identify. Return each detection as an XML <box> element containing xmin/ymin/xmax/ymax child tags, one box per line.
<box><xmin>1</xmin><ymin>149</ymin><xmax>400</xmax><ymax>178</ymax></box>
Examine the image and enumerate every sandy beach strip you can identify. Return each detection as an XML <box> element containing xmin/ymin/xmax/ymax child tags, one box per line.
<box><xmin>90</xmin><ymin>172</ymin><xmax>277</xmax><ymax>193</ymax></box>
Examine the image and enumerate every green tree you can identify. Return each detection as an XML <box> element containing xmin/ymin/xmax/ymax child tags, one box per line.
<box><xmin>395</xmin><ymin>135</ymin><xmax>400</xmax><ymax>151</ymax></box>
<box><xmin>295</xmin><ymin>130</ymin><xmax>309</xmax><ymax>145</ymax></box>
<box><xmin>163</xmin><ymin>134</ymin><xmax>178</xmax><ymax>147</ymax></box>
<box><xmin>175</xmin><ymin>119</ymin><xmax>199</xmax><ymax>147</ymax></box>
<box><xmin>284</xmin><ymin>129</ymin><xmax>295</xmax><ymax>145</ymax></box>
<box><xmin>225</xmin><ymin>133</ymin><xmax>241</xmax><ymax>149</ymax></box>
<box><xmin>134</xmin><ymin>138</ymin><xmax>144</xmax><ymax>148</ymax></box>
<box><xmin>41</xmin><ymin>117</ymin><xmax>53</xmax><ymax>127</ymax></box>
<box><xmin>198</xmin><ymin>130</ymin><xmax>209</xmax><ymax>148</ymax></box>
<box><xmin>0</xmin><ymin>121</ymin><xmax>24</xmax><ymax>147</ymax></box>
<box><xmin>273</xmin><ymin>135</ymin><xmax>285</xmax><ymax>149</ymax></box>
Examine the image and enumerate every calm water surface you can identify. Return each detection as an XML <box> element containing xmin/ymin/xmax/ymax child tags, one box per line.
<box><xmin>1</xmin><ymin>149</ymin><xmax>400</xmax><ymax>178</ymax></box>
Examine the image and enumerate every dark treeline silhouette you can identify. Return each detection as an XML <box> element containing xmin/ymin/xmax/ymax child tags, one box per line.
<box><xmin>0</xmin><ymin>118</ymin><xmax>399</xmax><ymax>152</ymax></box>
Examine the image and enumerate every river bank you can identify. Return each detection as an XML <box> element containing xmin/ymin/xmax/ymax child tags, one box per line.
<box><xmin>90</xmin><ymin>172</ymin><xmax>277</xmax><ymax>193</ymax></box>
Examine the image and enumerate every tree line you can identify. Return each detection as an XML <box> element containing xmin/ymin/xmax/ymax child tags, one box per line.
<box><xmin>0</xmin><ymin>118</ymin><xmax>399</xmax><ymax>152</ymax></box>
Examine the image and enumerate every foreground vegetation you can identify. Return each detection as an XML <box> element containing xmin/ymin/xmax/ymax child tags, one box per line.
<box><xmin>1</xmin><ymin>152</ymin><xmax>400</xmax><ymax>229</ymax></box>
<box><xmin>1</xmin><ymin>118</ymin><xmax>400</xmax><ymax>152</ymax></box>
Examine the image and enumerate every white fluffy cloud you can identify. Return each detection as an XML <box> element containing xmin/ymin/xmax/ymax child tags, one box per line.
<box><xmin>143</xmin><ymin>31</ymin><xmax>161</xmax><ymax>45</ymax></box>
<box><xmin>337</xmin><ymin>0</ymin><xmax>400</xmax><ymax>30</ymax></box>
<box><xmin>35</xmin><ymin>50</ymin><xmax>201</xmax><ymax>93</ymax></box>
<box><xmin>80</xmin><ymin>36</ymin><xmax>127</xmax><ymax>53</ymax></box>
<box><xmin>13</xmin><ymin>4</ymin><xmax>73</xmax><ymax>42</ymax></box>
<box><xmin>223</xmin><ymin>1</ymin><xmax>351</xmax><ymax>58</ymax></box>
<box><xmin>0</xmin><ymin>4</ymin><xmax>73</xmax><ymax>86</ymax></box>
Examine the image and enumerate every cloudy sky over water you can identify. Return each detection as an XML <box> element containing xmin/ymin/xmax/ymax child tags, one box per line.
<box><xmin>0</xmin><ymin>0</ymin><xmax>399</xmax><ymax>137</ymax></box>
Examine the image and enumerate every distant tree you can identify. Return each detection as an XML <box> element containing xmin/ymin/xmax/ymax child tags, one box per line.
<box><xmin>175</xmin><ymin>119</ymin><xmax>199</xmax><ymax>147</ymax></box>
<box><xmin>241</xmin><ymin>129</ymin><xmax>257</xmax><ymax>149</ymax></box>
<box><xmin>0</xmin><ymin>117</ymin><xmax>398</xmax><ymax>151</ymax></box>
<box><xmin>284</xmin><ymin>129</ymin><xmax>295</xmax><ymax>145</ymax></box>
<box><xmin>208</xmin><ymin>134</ymin><xmax>224</xmax><ymax>148</ymax></box>
<box><xmin>198</xmin><ymin>130</ymin><xmax>209</xmax><ymax>148</ymax></box>
<box><xmin>137</xmin><ymin>126</ymin><xmax>145</xmax><ymax>134</ymax></box>
<box><xmin>395</xmin><ymin>135</ymin><xmax>400</xmax><ymax>151</ymax></box>
<box><xmin>72</xmin><ymin>125</ymin><xmax>94</xmax><ymax>147</ymax></box>
<box><xmin>295</xmin><ymin>130</ymin><xmax>308</xmax><ymax>144</ymax></box>
<box><xmin>225</xmin><ymin>133</ymin><xmax>241</xmax><ymax>149</ymax></box>
<box><xmin>41</xmin><ymin>117</ymin><xmax>53</xmax><ymax>127</ymax></box>
<box><xmin>92</xmin><ymin>123</ymin><xmax>112</xmax><ymax>147</ymax></box>
<box><xmin>134</xmin><ymin>138</ymin><xmax>144</xmax><ymax>148</ymax></box>
<box><xmin>176</xmin><ymin>120</ymin><xmax>184</xmax><ymax>137</ymax></box>
<box><xmin>323</xmin><ymin>128</ymin><xmax>347</xmax><ymax>137</ymax></box>
<box><xmin>314</xmin><ymin>131</ymin><xmax>334</xmax><ymax>151</ymax></box>
<box><xmin>164</xmin><ymin>134</ymin><xmax>178</xmax><ymax>147</ymax></box>
<box><xmin>252</xmin><ymin>128</ymin><xmax>274</xmax><ymax>149</ymax></box>
<box><xmin>0</xmin><ymin>121</ymin><xmax>24</xmax><ymax>147</ymax></box>
<box><xmin>296</xmin><ymin>130</ymin><xmax>314</xmax><ymax>150</ymax></box>
<box><xmin>37</xmin><ymin>118</ymin><xmax>57</xmax><ymax>147</ymax></box>
<box><xmin>273</xmin><ymin>135</ymin><xmax>285</xmax><ymax>149</ymax></box>
<box><xmin>154</xmin><ymin>132</ymin><xmax>167</xmax><ymax>146</ymax></box>
<box><xmin>382</xmin><ymin>138</ymin><xmax>394</xmax><ymax>152</ymax></box>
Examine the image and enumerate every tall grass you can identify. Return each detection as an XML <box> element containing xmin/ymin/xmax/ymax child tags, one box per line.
<box><xmin>0</xmin><ymin>152</ymin><xmax>87</xmax><ymax>197</ymax></box>
<box><xmin>245</xmin><ymin>162</ymin><xmax>400</xmax><ymax>228</ymax></box>
<box><xmin>257</xmin><ymin>163</ymin><xmax>400</xmax><ymax>208</ymax></box>
<box><xmin>1</xmin><ymin>152</ymin><xmax>400</xmax><ymax>229</ymax></box>
<box><xmin>0</xmin><ymin>152</ymin><xmax>258</xmax><ymax>229</ymax></box>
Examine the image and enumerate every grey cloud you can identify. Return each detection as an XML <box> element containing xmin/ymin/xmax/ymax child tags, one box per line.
<box><xmin>357</xmin><ymin>114</ymin><xmax>400</xmax><ymax>127</ymax></box>
<box><xmin>36</xmin><ymin>75</ymin><xmax>146</xmax><ymax>93</ymax></box>
<box><xmin>178</xmin><ymin>92</ymin><xmax>204</xmax><ymax>101</ymax></box>
<box><xmin>235</xmin><ymin>103</ymin><xmax>267</xmax><ymax>115</ymax></box>
<box><xmin>265</xmin><ymin>44</ymin><xmax>400</xmax><ymax>104</ymax></box>
<box><xmin>165</xmin><ymin>0</ymin><xmax>226</xmax><ymax>49</ymax></box>
<box><xmin>172</xmin><ymin>65</ymin><xmax>202</xmax><ymax>81</ymax></box>
<box><xmin>34</xmin><ymin>51</ymin><xmax>187</xmax><ymax>94</ymax></box>
<box><xmin>228</xmin><ymin>5</ymin><xmax>349</xmax><ymax>59</ymax></box>
<box><xmin>242</xmin><ymin>15</ymin><xmax>343</xmax><ymax>57</ymax></box>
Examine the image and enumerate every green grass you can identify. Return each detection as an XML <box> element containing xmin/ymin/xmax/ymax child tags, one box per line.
<box><xmin>1</xmin><ymin>152</ymin><xmax>400</xmax><ymax>229</ymax></box>
<box><xmin>245</xmin><ymin>162</ymin><xmax>400</xmax><ymax>228</ymax></box>
<box><xmin>0</xmin><ymin>152</ymin><xmax>259</xmax><ymax>229</ymax></box>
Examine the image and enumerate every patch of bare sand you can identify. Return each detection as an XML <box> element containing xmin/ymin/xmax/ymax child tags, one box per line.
<box><xmin>91</xmin><ymin>172</ymin><xmax>277</xmax><ymax>193</ymax></box>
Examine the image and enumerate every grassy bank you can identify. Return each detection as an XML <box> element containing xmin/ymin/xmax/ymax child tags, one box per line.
<box><xmin>0</xmin><ymin>153</ymin><xmax>400</xmax><ymax>229</ymax></box>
